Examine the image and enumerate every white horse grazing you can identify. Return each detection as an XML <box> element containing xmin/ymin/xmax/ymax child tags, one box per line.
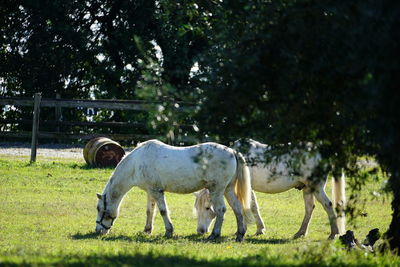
<box><xmin>95</xmin><ymin>139</ymin><xmax>253</xmax><ymax>241</ymax></box>
<box><xmin>194</xmin><ymin>139</ymin><xmax>346</xmax><ymax>239</ymax></box>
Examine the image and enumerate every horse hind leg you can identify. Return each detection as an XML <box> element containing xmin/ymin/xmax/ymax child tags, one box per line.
<box><xmin>251</xmin><ymin>190</ymin><xmax>266</xmax><ymax>235</ymax></box>
<box><xmin>144</xmin><ymin>192</ymin><xmax>156</xmax><ymax>234</ymax></box>
<box><xmin>224</xmin><ymin>186</ymin><xmax>247</xmax><ymax>242</ymax></box>
<box><xmin>149</xmin><ymin>189</ymin><xmax>174</xmax><ymax>238</ymax></box>
<box><xmin>294</xmin><ymin>187</ymin><xmax>315</xmax><ymax>239</ymax></box>
<box><xmin>313</xmin><ymin>185</ymin><xmax>339</xmax><ymax>239</ymax></box>
<box><xmin>207</xmin><ymin>190</ymin><xmax>226</xmax><ymax>241</ymax></box>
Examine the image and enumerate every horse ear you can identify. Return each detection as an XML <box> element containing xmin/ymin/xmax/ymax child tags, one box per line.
<box><xmin>96</xmin><ymin>193</ymin><xmax>103</xmax><ymax>200</ymax></box>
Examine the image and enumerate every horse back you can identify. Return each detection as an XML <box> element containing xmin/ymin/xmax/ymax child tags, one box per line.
<box><xmin>133</xmin><ymin>140</ymin><xmax>237</xmax><ymax>193</ymax></box>
<box><xmin>233</xmin><ymin>139</ymin><xmax>322</xmax><ymax>193</ymax></box>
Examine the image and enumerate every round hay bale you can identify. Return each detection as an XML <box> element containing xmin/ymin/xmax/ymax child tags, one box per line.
<box><xmin>83</xmin><ymin>137</ymin><xmax>125</xmax><ymax>167</ymax></box>
<box><xmin>83</xmin><ymin>137</ymin><xmax>102</xmax><ymax>164</ymax></box>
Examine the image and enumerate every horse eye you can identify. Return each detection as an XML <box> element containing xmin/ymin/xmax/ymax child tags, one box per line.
<box><xmin>205</xmin><ymin>207</ymin><xmax>210</xmax><ymax>210</ymax></box>
<box><xmin>104</xmin><ymin>212</ymin><xmax>113</xmax><ymax>220</ymax></box>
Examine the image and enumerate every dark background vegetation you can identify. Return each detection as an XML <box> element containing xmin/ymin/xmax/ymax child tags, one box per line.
<box><xmin>1</xmin><ymin>0</ymin><xmax>399</xmax><ymax>252</ymax></box>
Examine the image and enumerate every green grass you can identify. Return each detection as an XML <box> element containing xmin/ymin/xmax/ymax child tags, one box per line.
<box><xmin>0</xmin><ymin>155</ymin><xmax>398</xmax><ymax>266</ymax></box>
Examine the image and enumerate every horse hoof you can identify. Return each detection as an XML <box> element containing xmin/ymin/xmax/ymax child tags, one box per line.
<box><xmin>328</xmin><ymin>234</ymin><xmax>338</xmax><ymax>240</ymax></box>
<box><xmin>143</xmin><ymin>228</ymin><xmax>152</xmax><ymax>234</ymax></box>
<box><xmin>164</xmin><ymin>231</ymin><xmax>173</xmax><ymax>238</ymax></box>
<box><xmin>207</xmin><ymin>234</ymin><xmax>220</xmax><ymax>241</ymax></box>
<box><xmin>255</xmin><ymin>229</ymin><xmax>265</xmax><ymax>235</ymax></box>
<box><xmin>293</xmin><ymin>232</ymin><xmax>305</xmax><ymax>239</ymax></box>
<box><xmin>235</xmin><ymin>235</ymin><xmax>244</xmax><ymax>242</ymax></box>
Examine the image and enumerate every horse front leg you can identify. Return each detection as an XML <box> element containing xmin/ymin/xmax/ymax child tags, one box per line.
<box><xmin>144</xmin><ymin>192</ymin><xmax>156</xmax><ymax>234</ymax></box>
<box><xmin>250</xmin><ymin>190</ymin><xmax>266</xmax><ymax>235</ymax></box>
<box><xmin>225</xmin><ymin>186</ymin><xmax>247</xmax><ymax>242</ymax></box>
<box><xmin>294</xmin><ymin>187</ymin><xmax>315</xmax><ymax>239</ymax></box>
<box><xmin>149</xmin><ymin>189</ymin><xmax>174</xmax><ymax>238</ymax></box>
<box><xmin>207</xmin><ymin>191</ymin><xmax>226</xmax><ymax>241</ymax></box>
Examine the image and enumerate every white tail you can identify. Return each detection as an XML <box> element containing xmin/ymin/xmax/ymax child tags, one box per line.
<box><xmin>332</xmin><ymin>171</ymin><xmax>346</xmax><ymax>235</ymax></box>
<box><xmin>234</xmin><ymin>152</ymin><xmax>254</xmax><ymax>224</ymax></box>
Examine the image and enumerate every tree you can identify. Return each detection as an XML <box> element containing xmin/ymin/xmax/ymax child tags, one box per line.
<box><xmin>152</xmin><ymin>1</ymin><xmax>211</xmax><ymax>94</ymax></box>
<box><xmin>0</xmin><ymin>1</ymin><xmax>210</xmax><ymax>134</ymax></box>
<box><xmin>192</xmin><ymin>0</ymin><xmax>400</xmax><ymax>252</ymax></box>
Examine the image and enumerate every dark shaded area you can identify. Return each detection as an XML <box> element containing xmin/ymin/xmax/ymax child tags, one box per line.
<box><xmin>0</xmin><ymin>254</ymin><xmax>329</xmax><ymax>267</ymax></box>
<box><xmin>245</xmin><ymin>238</ymin><xmax>292</xmax><ymax>245</ymax></box>
<box><xmin>192</xmin><ymin>0</ymin><xmax>400</xmax><ymax>253</ymax></box>
<box><xmin>0</xmin><ymin>250</ymin><xmax>389</xmax><ymax>267</ymax></box>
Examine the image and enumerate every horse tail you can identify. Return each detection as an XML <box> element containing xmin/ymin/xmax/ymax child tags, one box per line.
<box><xmin>332</xmin><ymin>171</ymin><xmax>346</xmax><ymax>235</ymax></box>
<box><xmin>234</xmin><ymin>152</ymin><xmax>254</xmax><ymax>224</ymax></box>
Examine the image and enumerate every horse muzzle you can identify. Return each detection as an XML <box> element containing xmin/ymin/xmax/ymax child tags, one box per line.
<box><xmin>197</xmin><ymin>227</ymin><xmax>207</xmax><ymax>235</ymax></box>
<box><xmin>96</xmin><ymin>225</ymin><xmax>110</xmax><ymax>235</ymax></box>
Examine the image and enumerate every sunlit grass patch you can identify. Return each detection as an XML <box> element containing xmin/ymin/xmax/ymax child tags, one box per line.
<box><xmin>0</xmin><ymin>155</ymin><xmax>397</xmax><ymax>266</ymax></box>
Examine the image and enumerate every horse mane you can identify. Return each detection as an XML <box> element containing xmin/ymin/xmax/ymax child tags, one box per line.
<box><xmin>103</xmin><ymin>142</ymin><xmax>146</xmax><ymax>193</ymax></box>
<box><xmin>105</xmin><ymin>140</ymin><xmax>165</xmax><ymax>191</ymax></box>
<box><xmin>193</xmin><ymin>189</ymin><xmax>210</xmax><ymax>217</ymax></box>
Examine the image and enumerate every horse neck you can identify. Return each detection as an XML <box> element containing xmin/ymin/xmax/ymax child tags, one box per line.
<box><xmin>103</xmin><ymin>164</ymin><xmax>136</xmax><ymax>212</ymax></box>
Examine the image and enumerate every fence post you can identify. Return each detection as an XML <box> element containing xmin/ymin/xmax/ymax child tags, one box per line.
<box><xmin>30</xmin><ymin>93</ymin><xmax>42</xmax><ymax>163</ymax></box>
<box><xmin>55</xmin><ymin>93</ymin><xmax>62</xmax><ymax>143</ymax></box>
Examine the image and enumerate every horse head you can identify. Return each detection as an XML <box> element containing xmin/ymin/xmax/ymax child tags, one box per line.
<box><xmin>95</xmin><ymin>193</ymin><xmax>118</xmax><ymax>235</ymax></box>
<box><xmin>193</xmin><ymin>189</ymin><xmax>216</xmax><ymax>235</ymax></box>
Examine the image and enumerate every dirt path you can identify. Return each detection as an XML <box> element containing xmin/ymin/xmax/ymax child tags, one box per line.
<box><xmin>0</xmin><ymin>142</ymin><xmax>83</xmax><ymax>159</ymax></box>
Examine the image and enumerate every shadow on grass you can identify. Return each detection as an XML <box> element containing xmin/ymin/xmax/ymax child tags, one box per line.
<box><xmin>71</xmin><ymin>231</ymin><xmax>289</xmax><ymax>245</ymax></box>
<box><xmin>0</xmin><ymin>253</ymin><xmax>219</xmax><ymax>267</ymax></box>
<box><xmin>71</xmin><ymin>231</ymin><xmax>232</xmax><ymax>244</ymax></box>
<box><xmin>70</xmin><ymin>231</ymin><xmax>174</xmax><ymax>241</ymax></box>
<box><xmin>245</xmin><ymin>237</ymin><xmax>292</xmax><ymax>245</ymax></box>
<box><xmin>181</xmin><ymin>233</ymin><xmax>232</xmax><ymax>243</ymax></box>
<box><xmin>70</xmin><ymin>231</ymin><xmax>172</xmax><ymax>243</ymax></box>
<box><xmin>0</xmin><ymin>252</ymin><xmax>304</xmax><ymax>267</ymax></box>
<box><xmin>70</xmin><ymin>232</ymin><xmax>100</xmax><ymax>240</ymax></box>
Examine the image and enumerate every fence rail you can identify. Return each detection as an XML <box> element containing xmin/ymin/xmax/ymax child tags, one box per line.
<box><xmin>0</xmin><ymin>131</ymin><xmax>163</xmax><ymax>141</ymax></box>
<box><xmin>0</xmin><ymin>93</ymin><xmax>197</xmax><ymax>162</ymax></box>
<box><xmin>0</xmin><ymin>97</ymin><xmax>196</xmax><ymax>111</ymax></box>
<box><xmin>0</xmin><ymin>119</ymin><xmax>147</xmax><ymax>128</ymax></box>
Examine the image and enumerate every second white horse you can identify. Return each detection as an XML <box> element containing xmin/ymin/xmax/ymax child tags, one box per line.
<box><xmin>194</xmin><ymin>139</ymin><xmax>346</xmax><ymax>239</ymax></box>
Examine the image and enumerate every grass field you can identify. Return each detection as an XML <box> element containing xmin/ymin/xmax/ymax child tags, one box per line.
<box><xmin>0</xmin><ymin>155</ymin><xmax>399</xmax><ymax>266</ymax></box>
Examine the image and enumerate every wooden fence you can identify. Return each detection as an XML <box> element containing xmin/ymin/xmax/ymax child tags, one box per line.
<box><xmin>0</xmin><ymin>93</ymin><xmax>197</xmax><ymax>162</ymax></box>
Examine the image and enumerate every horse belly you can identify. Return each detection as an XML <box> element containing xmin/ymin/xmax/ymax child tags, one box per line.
<box><xmin>251</xmin><ymin>169</ymin><xmax>301</xmax><ymax>194</ymax></box>
<box><xmin>164</xmin><ymin>178</ymin><xmax>204</xmax><ymax>194</ymax></box>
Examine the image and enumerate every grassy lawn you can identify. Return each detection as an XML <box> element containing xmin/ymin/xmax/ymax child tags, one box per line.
<box><xmin>0</xmin><ymin>155</ymin><xmax>398</xmax><ymax>266</ymax></box>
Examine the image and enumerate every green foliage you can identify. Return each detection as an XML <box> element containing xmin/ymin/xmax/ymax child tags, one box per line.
<box><xmin>0</xmin><ymin>0</ymin><xmax>156</xmax><ymax>99</ymax></box>
<box><xmin>0</xmin><ymin>1</ymin><xmax>210</xmax><ymax>137</ymax></box>
<box><xmin>0</xmin><ymin>0</ymin><xmax>156</xmax><ymax>133</ymax></box>
<box><xmin>153</xmin><ymin>1</ymin><xmax>211</xmax><ymax>93</ymax></box>
<box><xmin>188</xmin><ymin>0</ymin><xmax>400</xmax><ymax>251</ymax></box>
